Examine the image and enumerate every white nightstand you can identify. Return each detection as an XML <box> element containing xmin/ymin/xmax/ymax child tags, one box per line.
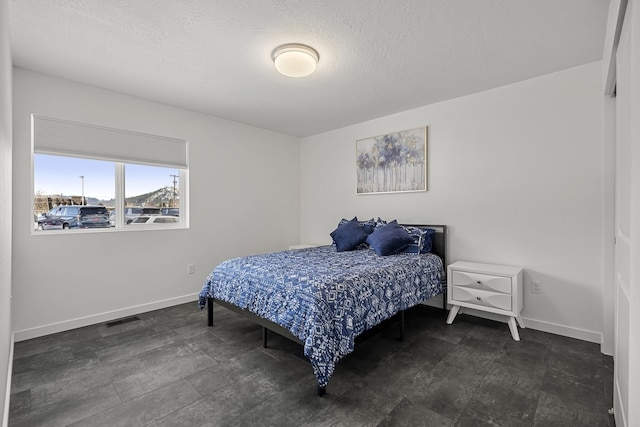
<box><xmin>446</xmin><ymin>261</ymin><xmax>524</xmax><ymax>341</ymax></box>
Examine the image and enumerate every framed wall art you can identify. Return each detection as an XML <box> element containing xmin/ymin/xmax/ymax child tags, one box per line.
<box><xmin>356</xmin><ymin>126</ymin><xmax>427</xmax><ymax>194</ymax></box>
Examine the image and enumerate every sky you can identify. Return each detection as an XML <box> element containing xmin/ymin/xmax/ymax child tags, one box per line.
<box><xmin>34</xmin><ymin>154</ymin><xmax>179</xmax><ymax>201</ymax></box>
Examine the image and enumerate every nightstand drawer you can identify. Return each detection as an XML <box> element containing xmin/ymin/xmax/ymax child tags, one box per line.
<box><xmin>451</xmin><ymin>286</ymin><xmax>512</xmax><ymax>311</ymax></box>
<box><xmin>452</xmin><ymin>270</ymin><xmax>511</xmax><ymax>294</ymax></box>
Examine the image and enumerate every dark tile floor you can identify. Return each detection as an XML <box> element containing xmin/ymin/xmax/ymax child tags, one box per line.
<box><xmin>9</xmin><ymin>302</ymin><xmax>615</xmax><ymax>426</ymax></box>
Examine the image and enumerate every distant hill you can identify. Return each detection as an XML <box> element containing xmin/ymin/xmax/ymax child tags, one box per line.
<box><xmin>99</xmin><ymin>186</ymin><xmax>178</xmax><ymax>208</ymax></box>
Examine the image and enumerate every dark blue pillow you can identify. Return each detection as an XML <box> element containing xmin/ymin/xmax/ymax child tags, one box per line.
<box><xmin>330</xmin><ymin>218</ymin><xmax>369</xmax><ymax>252</ymax></box>
<box><xmin>366</xmin><ymin>220</ymin><xmax>414</xmax><ymax>256</ymax></box>
<box><xmin>332</xmin><ymin>217</ymin><xmax>358</xmax><ymax>245</ymax></box>
<box><xmin>421</xmin><ymin>228</ymin><xmax>436</xmax><ymax>253</ymax></box>
<box><xmin>374</xmin><ymin>217</ymin><xmax>388</xmax><ymax>229</ymax></box>
<box><xmin>359</xmin><ymin>218</ymin><xmax>377</xmax><ymax>234</ymax></box>
<box><xmin>400</xmin><ymin>226</ymin><xmax>436</xmax><ymax>253</ymax></box>
<box><xmin>334</xmin><ymin>217</ymin><xmax>377</xmax><ymax>235</ymax></box>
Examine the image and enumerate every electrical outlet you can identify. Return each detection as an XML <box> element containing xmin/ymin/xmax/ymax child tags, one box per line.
<box><xmin>187</xmin><ymin>263</ymin><xmax>195</xmax><ymax>274</ymax></box>
<box><xmin>531</xmin><ymin>280</ymin><xmax>541</xmax><ymax>294</ymax></box>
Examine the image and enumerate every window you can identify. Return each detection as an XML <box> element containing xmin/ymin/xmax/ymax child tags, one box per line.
<box><xmin>32</xmin><ymin>115</ymin><xmax>188</xmax><ymax>233</ymax></box>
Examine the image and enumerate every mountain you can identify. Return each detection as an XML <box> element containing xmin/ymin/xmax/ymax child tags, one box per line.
<box><xmin>99</xmin><ymin>186</ymin><xmax>179</xmax><ymax>208</ymax></box>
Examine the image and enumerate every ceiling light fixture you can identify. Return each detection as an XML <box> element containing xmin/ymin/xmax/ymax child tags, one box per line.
<box><xmin>271</xmin><ymin>43</ymin><xmax>319</xmax><ymax>78</ymax></box>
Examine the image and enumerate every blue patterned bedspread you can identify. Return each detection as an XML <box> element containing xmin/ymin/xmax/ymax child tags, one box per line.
<box><xmin>198</xmin><ymin>245</ymin><xmax>444</xmax><ymax>388</ymax></box>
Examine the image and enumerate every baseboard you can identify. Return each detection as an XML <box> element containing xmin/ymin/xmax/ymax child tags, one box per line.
<box><xmin>2</xmin><ymin>333</ymin><xmax>14</xmax><ymax>427</ymax></box>
<box><xmin>427</xmin><ymin>302</ymin><xmax>603</xmax><ymax>345</ymax></box>
<box><xmin>14</xmin><ymin>292</ymin><xmax>603</xmax><ymax>346</ymax></box>
<box><xmin>14</xmin><ymin>293</ymin><xmax>199</xmax><ymax>342</ymax></box>
<box><xmin>522</xmin><ymin>317</ymin><xmax>602</xmax><ymax>344</ymax></box>
<box><xmin>461</xmin><ymin>308</ymin><xmax>602</xmax><ymax>344</ymax></box>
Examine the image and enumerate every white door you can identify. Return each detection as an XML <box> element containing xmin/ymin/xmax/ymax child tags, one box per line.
<box><xmin>613</xmin><ymin>3</ymin><xmax>637</xmax><ymax>426</ymax></box>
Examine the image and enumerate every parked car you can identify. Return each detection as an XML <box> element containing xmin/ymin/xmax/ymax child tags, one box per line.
<box><xmin>36</xmin><ymin>208</ymin><xmax>58</xmax><ymax>230</ymax></box>
<box><xmin>130</xmin><ymin>215</ymin><xmax>179</xmax><ymax>225</ymax></box>
<box><xmin>109</xmin><ymin>206</ymin><xmax>144</xmax><ymax>226</ymax></box>
<box><xmin>160</xmin><ymin>207</ymin><xmax>179</xmax><ymax>216</ymax></box>
<box><xmin>141</xmin><ymin>207</ymin><xmax>162</xmax><ymax>215</ymax></box>
<box><xmin>37</xmin><ymin>207</ymin><xmax>58</xmax><ymax>221</ymax></box>
<box><xmin>37</xmin><ymin>205</ymin><xmax>110</xmax><ymax>230</ymax></box>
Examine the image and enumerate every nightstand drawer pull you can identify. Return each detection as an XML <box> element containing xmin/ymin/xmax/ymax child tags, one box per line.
<box><xmin>476</xmin><ymin>296</ymin><xmax>481</xmax><ymax>301</ymax></box>
<box><xmin>477</xmin><ymin>280</ymin><xmax>481</xmax><ymax>284</ymax></box>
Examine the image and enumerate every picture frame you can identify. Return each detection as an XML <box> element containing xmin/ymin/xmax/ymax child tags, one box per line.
<box><xmin>356</xmin><ymin>126</ymin><xmax>427</xmax><ymax>194</ymax></box>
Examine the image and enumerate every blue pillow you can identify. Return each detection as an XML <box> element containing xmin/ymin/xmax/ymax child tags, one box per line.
<box><xmin>401</xmin><ymin>226</ymin><xmax>436</xmax><ymax>253</ymax></box>
<box><xmin>334</xmin><ymin>217</ymin><xmax>377</xmax><ymax>235</ymax></box>
<box><xmin>332</xmin><ymin>217</ymin><xmax>358</xmax><ymax>246</ymax></box>
<box><xmin>359</xmin><ymin>218</ymin><xmax>377</xmax><ymax>234</ymax></box>
<box><xmin>366</xmin><ymin>220</ymin><xmax>414</xmax><ymax>256</ymax></box>
<box><xmin>330</xmin><ymin>218</ymin><xmax>369</xmax><ymax>252</ymax></box>
<box><xmin>421</xmin><ymin>228</ymin><xmax>436</xmax><ymax>253</ymax></box>
<box><xmin>374</xmin><ymin>217</ymin><xmax>388</xmax><ymax>229</ymax></box>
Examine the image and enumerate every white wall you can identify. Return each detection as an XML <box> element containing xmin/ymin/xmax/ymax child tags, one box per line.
<box><xmin>12</xmin><ymin>68</ymin><xmax>301</xmax><ymax>339</ymax></box>
<box><xmin>9</xmin><ymin>57</ymin><xmax>607</xmax><ymax>348</ymax></box>
<box><xmin>300</xmin><ymin>62</ymin><xmax>605</xmax><ymax>342</ymax></box>
<box><xmin>0</xmin><ymin>0</ymin><xmax>12</xmax><ymax>422</ymax></box>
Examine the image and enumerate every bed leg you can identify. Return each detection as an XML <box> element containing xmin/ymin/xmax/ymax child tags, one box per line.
<box><xmin>207</xmin><ymin>297</ymin><xmax>214</xmax><ymax>327</ymax></box>
<box><xmin>399</xmin><ymin>310</ymin><xmax>405</xmax><ymax>341</ymax></box>
<box><xmin>262</xmin><ymin>327</ymin><xmax>268</xmax><ymax>348</ymax></box>
<box><xmin>442</xmin><ymin>284</ymin><xmax>448</xmax><ymax>311</ymax></box>
<box><xmin>317</xmin><ymin>385</ymin><xmax>326</xmax><ymax>397</ymax></box>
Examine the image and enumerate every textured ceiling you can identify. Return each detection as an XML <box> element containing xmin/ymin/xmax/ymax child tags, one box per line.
<box><xmin>9</xmin><ymin>0</ymin><xmax>609</xmax><ymax>137</ymax></box>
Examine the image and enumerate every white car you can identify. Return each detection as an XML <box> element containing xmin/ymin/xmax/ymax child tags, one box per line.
<box><xmin>130</xmin><ymin>215</ymin><xmax>179</xmax><ymax>225</ymax></box>
<box><xmin>109</xmin><ymin>206</ymin><xmax>144</xmax><ymax>226</ymax></box>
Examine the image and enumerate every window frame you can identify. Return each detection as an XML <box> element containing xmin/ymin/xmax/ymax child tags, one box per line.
<box><xmin>31</xmin><ymin>115</ymin><xmax>189</xmax><ymax>235</ymax></box>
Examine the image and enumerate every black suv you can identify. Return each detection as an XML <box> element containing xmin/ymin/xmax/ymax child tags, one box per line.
<box><xmin>37</xmin><ymin>205</ymin><xmax>110</xmax><ymax>230</ymax></box>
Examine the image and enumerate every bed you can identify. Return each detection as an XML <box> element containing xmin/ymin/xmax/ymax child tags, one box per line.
<box><xmin>198</xmin><ymin>221</ymin><xmax>447</xmax><ymax>396</ymax></box>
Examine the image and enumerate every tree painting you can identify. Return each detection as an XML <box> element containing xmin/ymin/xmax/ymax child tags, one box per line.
<box><xmin>356</xmin><ymin>127</ymin><xmax>427</xmax><ymax>194</ymax></box>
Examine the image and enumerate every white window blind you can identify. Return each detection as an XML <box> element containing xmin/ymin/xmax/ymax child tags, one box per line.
<box><xmin>32</xmin><ymin>115</ymin><xmax>188</xmax><ymax>168</ymax></box>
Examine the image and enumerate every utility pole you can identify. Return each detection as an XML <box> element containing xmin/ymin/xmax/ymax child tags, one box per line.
<box><xmin>169</xmin><ymin>174</ymin><xmax>178</xmax><ymax>207</ymax></box>
<box><xmin>79</xmin><ymin>175</ymin><xmax>85</xmax><ymax>205</ymax></box>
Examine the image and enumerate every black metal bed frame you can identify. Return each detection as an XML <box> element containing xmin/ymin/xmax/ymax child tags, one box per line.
<box><xmin>206</xmin><ymin>224</ymin><xmax>447</xmax><ymax>397</ymax></box>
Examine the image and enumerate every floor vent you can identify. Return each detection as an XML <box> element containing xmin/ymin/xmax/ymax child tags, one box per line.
<box><xmin>105</xmin><ymin>316</ymin><xmax>141</xmax><ymax>328</ymax></box>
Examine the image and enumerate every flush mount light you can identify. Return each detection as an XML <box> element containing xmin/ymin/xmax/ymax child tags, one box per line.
<box><xmin>271</xmin><ymin>43</ymin><xmax>319</xmax><ymax>77</ymax></box>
